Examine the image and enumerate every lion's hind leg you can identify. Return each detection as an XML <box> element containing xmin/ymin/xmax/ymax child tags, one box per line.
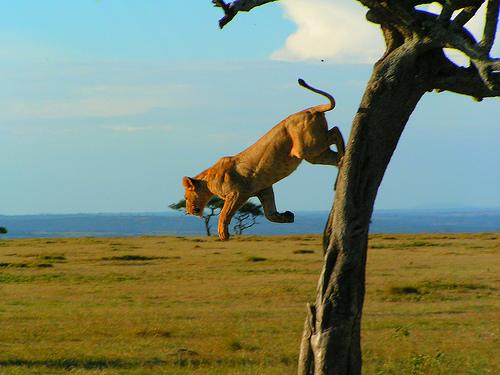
<box><xmin>328</xmin><ymin>126</ymin><xmax>345</xmax><ymax>160</ymax></box>
<box><xmin>304</xmin><ymin>126</ymin><xmax>345</xmax><ymax>166</ymax></box>
<box><xmin>256</xmin><ymin>187</ymin><xmax>294</xmax><ymax>223</ymax></box>
<box><xmin>305</xmin><ymin>149</ymin><xmax>341</xmax><ymax>166</ymax></box>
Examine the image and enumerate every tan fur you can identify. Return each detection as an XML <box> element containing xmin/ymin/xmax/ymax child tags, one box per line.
<box><xmin>183</xmin><ymin>79</ymin><xmax>345</xmax><ymax>240</ymax></box>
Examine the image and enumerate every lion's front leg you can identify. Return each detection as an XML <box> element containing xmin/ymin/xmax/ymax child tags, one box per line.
<box><xmin>218</xmin><ymin>192</ymin><xmax>246</xmax><ymax>240</ymax></box>
<box><xmin>257</xmin><ymin>187</ymin><xmax>294</xmax><ymax>224</ymax></box>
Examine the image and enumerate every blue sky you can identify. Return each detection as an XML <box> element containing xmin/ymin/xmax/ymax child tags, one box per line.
<box><xmin>1</xmin><ymin>0</ymin><xmax>499</xmax><ymax>214</ymax></box>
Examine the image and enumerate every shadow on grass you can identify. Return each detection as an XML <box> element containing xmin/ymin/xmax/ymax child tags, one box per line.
<box><xmin>101</xmin><ymin>255</ymin><xmax>180</xmax><ymax>262</ymax></box>
<box><xmin>0</xmin><ymin>273</ymin><xmax>65</xmax><ymax>284</ymax></box>
<box><xmin>0</xmin><ymin>356</ymin><xmax>258</xmax><ymax>369</ymax></box>
<box><xmin>0</xmin><ymin>357</ymin><xmax>166</xmax><ymax>370</ymax></box>
<box><xmin>293</xmin><ymin>249</ymin><xmax>315</xmax><ymax>254</ymax></box>
<box><xmin>383</xmin><ymin>279</ymin><xmax>494</xmax><ymax>302</ymax></box>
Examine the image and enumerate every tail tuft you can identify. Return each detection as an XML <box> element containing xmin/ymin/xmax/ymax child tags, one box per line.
<box><xmin>297</xmin><ymin>78</ymin><xmax>335</xmax><ymax>112</ymax></box>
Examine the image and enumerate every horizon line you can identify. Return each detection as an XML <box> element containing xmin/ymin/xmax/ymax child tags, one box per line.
<box><xmin>2</xmin><ymin>206</ymin><xmax>500</xmax><ymax>217</ymax></box>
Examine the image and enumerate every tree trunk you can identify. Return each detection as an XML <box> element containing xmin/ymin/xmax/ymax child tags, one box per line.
<box><xmin>206</xmin><ymin>1</ymin><xmax>499</xmax><ymax>374</ymax></box>
<box><xmin>298</xmin><ymin>45</ymin><xmax>429</xmax><ymax>374</ymax></box>
<box><xmin>204</xmin><ymin>217</ymin><xmax>211</xmax><ymax>236</ymax></box>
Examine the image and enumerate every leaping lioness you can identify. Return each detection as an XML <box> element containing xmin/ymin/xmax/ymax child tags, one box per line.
<box><xmin>182</xmin><ymin>79</ymin><xmax>345</xmax><ymax>240</ymax></box>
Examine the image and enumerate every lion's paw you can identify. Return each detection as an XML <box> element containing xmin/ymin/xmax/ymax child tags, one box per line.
<box><xmin>282</xmin><ymin>211</ymin><xmax>295</xmax><ymax>223</ymax></box>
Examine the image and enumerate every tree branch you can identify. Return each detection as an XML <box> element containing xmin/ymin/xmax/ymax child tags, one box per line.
<box><xmin>212</xmin><ymin>0</ymin><xmax>278</xmax><ymax>28</ymax></box>
<box><xmin>408</xmin><ymin>7</ymin><xmax>499</xmax><ymax>89</ymax></box>
<box><xmin>410</xmin><ymin>0</ymin><xmax>485</xmax><ymax>9</ymax></box>
<box><xmin>357</xmin><ymin>1</ymin><xmax>499</xmax><ymax>98</ymax></box>
<box><xmin>453</xmin><ymin>5</ymin><xmax>481</xmax><ymax>27</ymax></box>
<box><xmin>481</xmin><ymin>0</ymin><xmax>500</xmax><ymax>52</ymax></box>
<box><xmin>438</xmin><ymin>2</ymin><xmax>454</xmax><ymax>23</ymax></box>
<box><xmin>434</xmin><ymin>66</ymin><xmax>500</xmax><ymax>98</ymax></box>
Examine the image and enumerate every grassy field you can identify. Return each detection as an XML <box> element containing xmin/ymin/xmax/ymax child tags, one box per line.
<box><xmin>0</xmin><ymin>233</ymin><xmax>498</xmax><ymax>374</ymax></box>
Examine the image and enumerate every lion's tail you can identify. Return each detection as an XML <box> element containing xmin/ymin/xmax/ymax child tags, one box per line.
<box><xmin>298</xmin><ymin>78</ymin><xmax>336</xmax><ymax>113</ymax></box>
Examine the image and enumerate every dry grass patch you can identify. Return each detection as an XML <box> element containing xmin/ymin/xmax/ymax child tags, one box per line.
<box><xmin>0</xmin><ymin>233</ymin><xmax>498</xmax><ymax>374</ymax></box>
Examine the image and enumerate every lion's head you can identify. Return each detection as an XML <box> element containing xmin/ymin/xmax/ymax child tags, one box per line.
<box><xmin>182</xmin><ymin>176</ymin><xmax>212</xmax><ymax>216</ymax></box>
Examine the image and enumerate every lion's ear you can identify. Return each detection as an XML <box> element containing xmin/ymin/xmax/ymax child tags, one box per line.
<box><xmin>182</xmin><ymin>176</ymin><xmax>196</xmax><ymax>190</ymax></box>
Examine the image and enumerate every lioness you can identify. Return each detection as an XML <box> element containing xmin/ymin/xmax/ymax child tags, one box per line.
<box><xmin>183</xmin><ymin>79</ymin><xmax>345</xmax><ymax>240</ymax></box>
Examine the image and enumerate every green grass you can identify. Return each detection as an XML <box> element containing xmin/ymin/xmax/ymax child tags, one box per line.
<box><xmin>0</xmin><ymin>233</ymin><xmax>498</xmax><ymax>374</ymax></box>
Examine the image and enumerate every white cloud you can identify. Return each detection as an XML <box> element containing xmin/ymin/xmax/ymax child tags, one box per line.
<box><xmin>273</xmin><ymin>0</ymin><xmax>384</xmax><ymax>63</ymax></box>
<box><xmin>275</xmin><ymin>0</ymin><xmax>498</xmax><ymax>65</ymax></box>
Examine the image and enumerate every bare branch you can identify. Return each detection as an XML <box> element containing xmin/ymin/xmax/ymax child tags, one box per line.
<box><xmin>434</xmin><ymin>65</ymin><xmax>500</xmax><ymax>98</ymax></box>
<box><xmin>452</xmin><ymin>5</ymin><xmax>481</xmax><ymax>27</ymax></box>
<box><xmin>360</xmin><ymin>0</ymin><xmax>499</xmax><ymax>97</ymax></box>
<box><xmin>480</xmin><ymin>0</ymin><xmax>500</xmax><ymax>52</ymax></box>
<box><xmin>228</xmin><ymin>0</ymin><xmax>278</xmax><ymax>12</ymax></box>
<box><xmin>212</xmin><ymin>0</ymin><xmax>237</xmax><ymax>28</ymax></box>
<box><xmin>361</xmin><ymin>0</ymin><xmax>498</xmax><ymax>91</ymax></box>
<box><xmin>409</xmin><ymin>8</ymin><xmax>500</xmax><ymax>89</ymax></box>
<box><xmin>438</xmin><ymin>3</ymin><xmax>454</xmax><ymax>23</ymax></box>
<box><xmin>212</xmin><ymin>0</ymin><xmax>278</xmax><ymax>28</ymax></box>
<box><xmin>472</xmin><ymin>58</ymin><xmax>500</xmax><ymax>89</ymax></box>
<box><xmin>411</xmin><ymin>0</ymin><xmax>485</xmax><ymax>9</ymax></box>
